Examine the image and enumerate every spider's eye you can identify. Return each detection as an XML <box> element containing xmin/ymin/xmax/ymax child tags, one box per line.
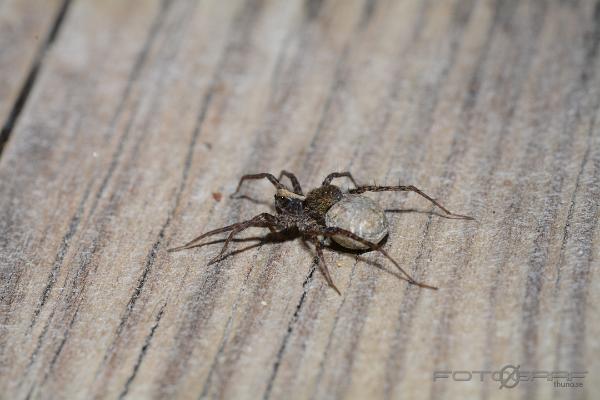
<box><xmin>275</xmin><ymin>195</ymin><xmax>287</xmax><ymax>203</ymax></box>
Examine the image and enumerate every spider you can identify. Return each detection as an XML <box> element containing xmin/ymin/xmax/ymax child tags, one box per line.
<box><xmin>169</xmin><ymin>171</ymin><xmax>474</xmax><ymax>293</ymax></box>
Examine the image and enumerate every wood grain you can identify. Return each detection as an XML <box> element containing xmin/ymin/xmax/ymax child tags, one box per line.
<box><xmin>0</xmin><ymin>0</ymin><xmax>67</xmax><ymax>152</ymax></box>
<box><xmin>0</xmin><ymin>1</ymin><xmax>598</xmax><ymax>399</ymax></box>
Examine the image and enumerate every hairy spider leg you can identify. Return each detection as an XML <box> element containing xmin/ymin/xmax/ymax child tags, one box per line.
<box><xmin>304</xmin><ymin>226</ymin><xmax>438</xmax><ymax>290</ymax></box>
<box><xmin>311</xmin><ymin>238</ymin><xmax>341</xmax><ymax>295</ymax></box>
<box><xmin>168</xmin><ymin>224</ymin><xmax>242</xmax><ymax>252</ymax></box>
<box><xmin>208</xmin><ymin>213</ymin><xmax>280</xmax><ymax>264</ymax></box>
<box><xmin>277</xmin><ymin>170</ymin><xmax>303</xmax><ymax>195</ymax></box>
<box><xmin>349</xmin><ymin>185</ymin><xmax>474</xmax><ymax>220</ymax></box>
<box><xmin>168</xmin><ymin>213</ymin><xmax>279</xmax><ymax>253</ymax></box>
<box><xmin>231</xmin><ymin>173</ymin><xmax>285</xmax><ymax>198</ymax></box>
<box><xmin>322</xmin><ymin>171</ymin><xmax>359</xmax><ymax>188</ymax></box>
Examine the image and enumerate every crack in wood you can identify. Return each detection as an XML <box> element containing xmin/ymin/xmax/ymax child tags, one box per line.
<box><xmin>262</xmin><ymin>261</ymin><xmax>317</xmax><ymax>400</ymax></box>
<box><xmin>118</xmin><ymin>302</ymin><xmax>167</xmax><ymax>400</ymax></box>
<box><xmin>0</xmin><ymin>0</ymin><xmax>72</xmax><ymax>156</ymax></box>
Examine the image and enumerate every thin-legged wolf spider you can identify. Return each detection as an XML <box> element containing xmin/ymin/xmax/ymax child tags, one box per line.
<box><xmin>169</xmin><ymin>171</ymin><xmax>474</xmax><ymax>293</ymax></box>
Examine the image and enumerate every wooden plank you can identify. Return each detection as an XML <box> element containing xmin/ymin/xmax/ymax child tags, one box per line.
<box><xmin>0</xmin><ymin>0</ymin><xmax>598</xmax><ymax>399</ymax></box>
<box><xmin>0</xmin><ymin>0</ymin><xmax>66</xmax><ymax>151</ymax></box>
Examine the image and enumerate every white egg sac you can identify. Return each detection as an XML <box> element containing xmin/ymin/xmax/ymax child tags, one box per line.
<box><xmin>325</xmin><ymin>194</ymin><xmax>389</xmax><ymax>250</ymax></box>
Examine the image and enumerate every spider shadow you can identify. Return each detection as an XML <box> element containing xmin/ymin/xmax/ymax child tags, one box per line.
<box><xmin>385</xmin><ymin>208</ymin><xmax>457</xmax><ymax>219</ymax></box>
<box><xmin>229</xmin><ymin>194</ymin><xmax>273</xmax><ymax>208</ymax></box>
<box><xmin>322</xmin><ymin>236</ymin><xmax>413</xmax><ymax>283</ymax></box>
<box><xmin>199</xmin><ymin>229</ymin><xmax>301</xmax><ymax>265</ymax></box>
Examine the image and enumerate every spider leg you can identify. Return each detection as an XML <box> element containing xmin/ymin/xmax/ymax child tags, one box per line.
<box><xmin>208</xmin><ymin>213</ymin><xmax>280</xmax><ymax>264</ymax></box>
<box><xmin>277</xmin><ymin>170</ymin><xmax>303</xmax><ymax>195</ymax></box>
<box><xmin>168</xmin><ymin>213</ymin><xmax>279</xmax><ymax>253</ymax></box>
<box><xmin>322</xmin><ymin>171</ymin><xmax>358</xmax><ymax>188</ymax></box>
<box><xmin>311</xmin><ymin>237</ymin><xmax>341</xmax><ymax>295</ymax></box>
<box><xmin>305</xmin><ymin>226</ymin><xmax>437</xmax><ymax>290</ymax></box>
<box><xmin>349</xmin><ymin>185</ymin><xmax>474</xmax><ymax>220</ymax></box>
<box><xmin>231</xmin><ymin>173</ymin><xmax>284</xmax><ymax>198</ymax></box>
<box><xmin>168</xmin><ymin>224</ymin><xmax>243</xmax><ymax>252</ymax></box>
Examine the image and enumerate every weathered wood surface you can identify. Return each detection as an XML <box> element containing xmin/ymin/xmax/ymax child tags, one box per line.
<box><xmin>0</xmin><ymin>0</ymin><xmax>599</xmax><ymax>399</ymax></box>
<box><xmin>0</xmin><ymin>0</ymin><xmax>66</xmax><ymax>152</ymax></box>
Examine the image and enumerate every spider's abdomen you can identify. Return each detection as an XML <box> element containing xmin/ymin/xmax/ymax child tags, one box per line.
<box><xmin>325</xmin><ymin>194</ymin><xmax>389</xmax><ymax>250</ymax></box>
<box><xmin>304</xmin><ymin>185</ymin><xmax>344</xmax><ymax>222</ymax></box>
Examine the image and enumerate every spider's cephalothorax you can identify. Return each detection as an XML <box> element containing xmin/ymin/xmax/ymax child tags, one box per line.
<box><xmin>169</xmin><ymin>171</ymin><xmax>474</xmax><ymax>294</ymax></box>
<box><xmin>274</xmin><ymin>188</ymin><xmax>305</xmax><ymax>216</ymax></box>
